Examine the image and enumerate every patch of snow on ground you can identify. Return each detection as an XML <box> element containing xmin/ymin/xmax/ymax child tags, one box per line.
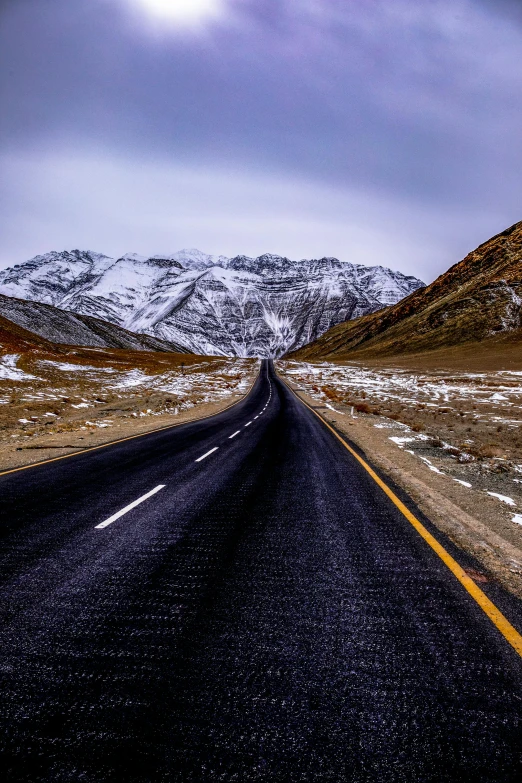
<box><xmin>279</xmin><ymin>360</ymin><xmax>522</xmax><ymax>413</ymax></box>
<box><xmin>486</xmin><ymin>492</ymin><xmax>516</xmax><ymax>506</ymax></box>
<box><xmin>389</xmin><ymin>436</ymin><xmax>415</xmax><ymax>446</ymax></box>
<box><xmin>107</xmin><ymin>359</ymin><xmax>256</xmax><ymax>405</ymax></box>
<box><xmin>38</xmin><ymin>360</ymin><xmax>117</xmax><ymax>373</ymax></box>
<box><xmin>325</xmin><ymin>403</ymin><xmax>344</xmax><ymax>414</ymax></box>
<box><xmin>0</xmin><ymin>354</ymin><xmax>39</xmax><ymax>381</ymax></box>
<box><xmin>418</xmin><ymin>455</ymin><xmax>445</xmax><ymax>475</ymax></box>
<box><xmin>110</xmin><ymin>369</ymin><xmax>148</xmax><ymax>388</ymax></box>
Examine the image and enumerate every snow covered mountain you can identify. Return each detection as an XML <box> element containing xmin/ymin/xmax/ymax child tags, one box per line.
<box><xmin>0</xmin><ymin>249</ymin><xmax>424</xmax><ymax>357</ymax></box>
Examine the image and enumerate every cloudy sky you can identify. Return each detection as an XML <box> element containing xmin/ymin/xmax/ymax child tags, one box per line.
<box><xmin>0</xmin><ymin>0</ymin><xmax>521</xmax><ymax>281</ymax></box>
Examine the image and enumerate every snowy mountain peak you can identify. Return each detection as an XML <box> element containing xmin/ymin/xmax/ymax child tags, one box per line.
<box><xmin>226</xmin><ymin>253</ymin><xmax>298</xmax><ymax>277</ymax></box>
<box><xmin>147</xmin><ymin>257</ymin><xmax>184</xmax><ymax>269</ymax></box>
<box><xmin>120</xmin><ymin>252</ymin><xmax>144</xmax><ymax>260</ymax></box>
<box><xmin>169</xmin><ymin>248</ymin><xmax>229</xmax><ymax>270</ymax></box>
<box><xmin>0</xmin><ymin>248</ymin><xmax>425</xmax><ymax>357</ymax></box>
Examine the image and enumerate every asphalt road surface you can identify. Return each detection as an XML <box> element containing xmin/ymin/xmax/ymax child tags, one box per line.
<box><xmin>1</xmin><ymin>360</ymin><xmax>521</xmax><ymax>782</ymax></box>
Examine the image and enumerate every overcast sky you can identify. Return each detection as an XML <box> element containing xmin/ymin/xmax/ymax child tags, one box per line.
<box><xmin>0</xmin><ymin>0</ymin><xmax>521</xmax><ymax>282</ymax></box>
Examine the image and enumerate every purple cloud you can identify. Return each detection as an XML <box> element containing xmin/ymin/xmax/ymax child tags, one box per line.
<box><xmin>0</xmin><ymin>0</ymin><xmax>521</xmax><ymax>278</ymax></box>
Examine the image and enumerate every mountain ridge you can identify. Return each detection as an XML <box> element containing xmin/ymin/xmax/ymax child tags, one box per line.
<box><xmin>0</xmin><ymin>249</ymin><xmax>424</xmax><ymax>357</ymax></box>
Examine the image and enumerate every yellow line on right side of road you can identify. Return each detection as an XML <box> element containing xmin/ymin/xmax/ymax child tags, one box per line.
<box><xmin>282</xmin><ymin>377</ymin><xmax>522</xmax><ymax>659</ymax></box>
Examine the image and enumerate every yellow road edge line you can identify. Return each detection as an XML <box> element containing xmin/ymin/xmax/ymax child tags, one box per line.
<box><xmin>0</xmin><ymin>366</ymin><xmax>260</xmax><ymax>478</ymax></box>
<box><xmin>280</xmin><ymin>375</ymin><xmax>522</xmax><ymax>659</ymax></box>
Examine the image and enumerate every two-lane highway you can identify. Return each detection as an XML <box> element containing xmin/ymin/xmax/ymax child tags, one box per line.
<box><xmin>1</xmin><ymin>360</ymin><xmax>521</xmax><ymax>781</ymax></box>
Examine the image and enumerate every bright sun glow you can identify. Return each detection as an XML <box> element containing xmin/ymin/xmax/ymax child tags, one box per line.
<box><xmin>132</xmin><ymin>0</ymin><xmax>225</xmax><ymax>26</ymax></box>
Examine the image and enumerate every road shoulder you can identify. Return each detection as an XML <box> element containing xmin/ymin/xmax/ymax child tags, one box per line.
<box><xmin>0</xmin><ymin>383</ymin><xmax>256</xmax><ymax>475</ymax></box>
<box><xmin>285</xmin><ymin>381</ymin><xmax>522</xmax><ymax>600</ymax></box>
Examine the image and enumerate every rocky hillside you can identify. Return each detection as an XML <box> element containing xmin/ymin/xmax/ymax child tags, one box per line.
<box><xmin>0</xmin><ymin>294</ymin><xmax>185</xmax><ymax>353</ymax></box>
<box><xmin>288</xmin><ymin>220</ymin><xmax>522</xmax><ymax>361</ymax></box>
<box><xmin>0</xmin><ymin>249</ymin><xmax>424</xmax><ymax>357</ymax></box>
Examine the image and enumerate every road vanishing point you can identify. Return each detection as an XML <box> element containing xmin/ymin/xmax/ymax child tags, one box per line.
<box><xmin>1</xmin><ymin>361</ymin><xmax>521</xmax><ymax>781</ymax></box>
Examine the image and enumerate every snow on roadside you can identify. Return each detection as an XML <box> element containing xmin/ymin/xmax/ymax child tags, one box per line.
<box><xmin>1</xmin><ymin>356</ymin><xmax>257</xmax><ymax>444</ymax></box>
<box><xmin>108</xmin><ymin>359</ymin><xmax>255</xmax><ymax>403</ymax></box>
<box><xmin>389</xmin><ymin>436</ymin><xmax>415</xmax><ymax>446</ymax></box>
<box><xmin>325</xmin><ymin>402</ymin><xmax>344</xmax><ymax>415</ymax></box>
<box><xmin>278</xmin><ymin>359</ymin><xmax>522</xmax><ymax>526</ymax></box>
<box><xmin>2</xmin><ymin>354</ymin><xmax>256</xmax><ymax>405</ymax></box>
<box><xmin>280</xmin><ymin>360</ymin><xmax>522</xmax><ymax>412</ymax></box>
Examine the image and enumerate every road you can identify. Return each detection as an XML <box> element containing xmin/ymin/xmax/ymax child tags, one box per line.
<box><xmin>1</xmin><ymin>360</ymin><xmax>521</xmax><ymax>781</ymax></box>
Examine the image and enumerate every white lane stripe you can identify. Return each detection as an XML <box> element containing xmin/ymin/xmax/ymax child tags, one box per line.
<box><xmin>195</xmin><ymin>446</ymin><xmax>219</xmax><ymax>462</ymax></box>
<box><xmin>245</xmin><ymin>421</ymin><xmax>252</xmax><ymax>427</ymax></box>
<box><xmin>254</xmin><ymin>415</ymin><xmax>259</xmax><ymax>419</ymax></box>
<box><xmin>95</xmin><ymin>485</ymin><xmax>165</xmax><ymax>529</ymax></box>
<box><xmin>229</xmin><ymin>430</ymin><xmax>241</xmax><ymax>439</ymax></box>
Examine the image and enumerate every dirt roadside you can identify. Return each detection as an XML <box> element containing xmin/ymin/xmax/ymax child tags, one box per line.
<box><xmin>0</xmin><ymin>355</ymin><xmax>258</xmax><ymax>473</ymax></box>
<box><xmin>282</xmin><ymin>378</ymin><xmax>522</xmax><ymax>600</ymax></box>
<box><xmin>0</xmin><ymin>393</ymin><xmax>252</xmax><ymax>474</ymax></box>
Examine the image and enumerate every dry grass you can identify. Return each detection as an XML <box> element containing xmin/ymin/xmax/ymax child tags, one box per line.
<box><xmin>346</xmin><ymin>335</ymin><xmax>522</xmax><ymax>374</ymax></box>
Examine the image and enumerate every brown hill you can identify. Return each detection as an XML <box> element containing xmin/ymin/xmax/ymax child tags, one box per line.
<box><xmin>288</xmin><ymin>220</ymin><xmax>522</xmax><ymax>363</ymax></box>
<box><xmin>0</xmin><ymin>313</ymin><xmax>60</xmax><ymax>354</ymax></box>
<box><xmin>0</xmin><ymin>308</ymin><xmax>207</xmax><ymax>375</ymax></box>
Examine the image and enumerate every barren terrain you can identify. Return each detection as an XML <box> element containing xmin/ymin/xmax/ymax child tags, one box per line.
<box><xmin>278</xmin><ymin>359</ymin><xmax>522</xmax><ymax>597</ymax></box>
<box><xmin>0</xmin><ymin>346</ymin><xmax>257</xmax><ymax>472</ymax></box>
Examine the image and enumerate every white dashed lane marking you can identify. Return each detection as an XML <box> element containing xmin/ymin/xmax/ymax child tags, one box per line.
<box><xmin>195</xmin><ymin>447</ymin><xmax>219</xmax><ymax>462</ymax></box>
<box><xmin>98</xmin><ymin>374</ymin><xmax>273</xmax><ymax>532</ymax></box>
<box><xmin>95</xmin><ymin>485</ymin><xmax>165</xmax><ymax>529</ymax></box>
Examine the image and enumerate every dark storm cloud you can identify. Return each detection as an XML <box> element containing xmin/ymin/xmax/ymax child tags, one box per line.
<box><xmin>477</xmin><ymin>0</ymin><xmax>522</xmax><ymax>23</ymax></box>
<box><xmin>0</xmin><ymin>0</ymin><xmax>521</xmax><ymax>278</ymax></box>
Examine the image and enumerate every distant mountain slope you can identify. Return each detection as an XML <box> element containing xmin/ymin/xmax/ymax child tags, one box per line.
<box><xmin>0</xmin><ymin>313</ymin><xmax>58</xmax><ymax>355</ymax></box>
<box><xmin>0</xmin><ymin>249</ymin><xmax>424</xmax><ymax>357</ymax></box>
<box><xmin>288</xmin><ymin>220</ymin><xmax>522</xmax><ymax>361</ymax></box>
<box><xmin>0</xmin><ymin>294</ymin><xmax>186</xmax><ymax>353</ymax></box>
